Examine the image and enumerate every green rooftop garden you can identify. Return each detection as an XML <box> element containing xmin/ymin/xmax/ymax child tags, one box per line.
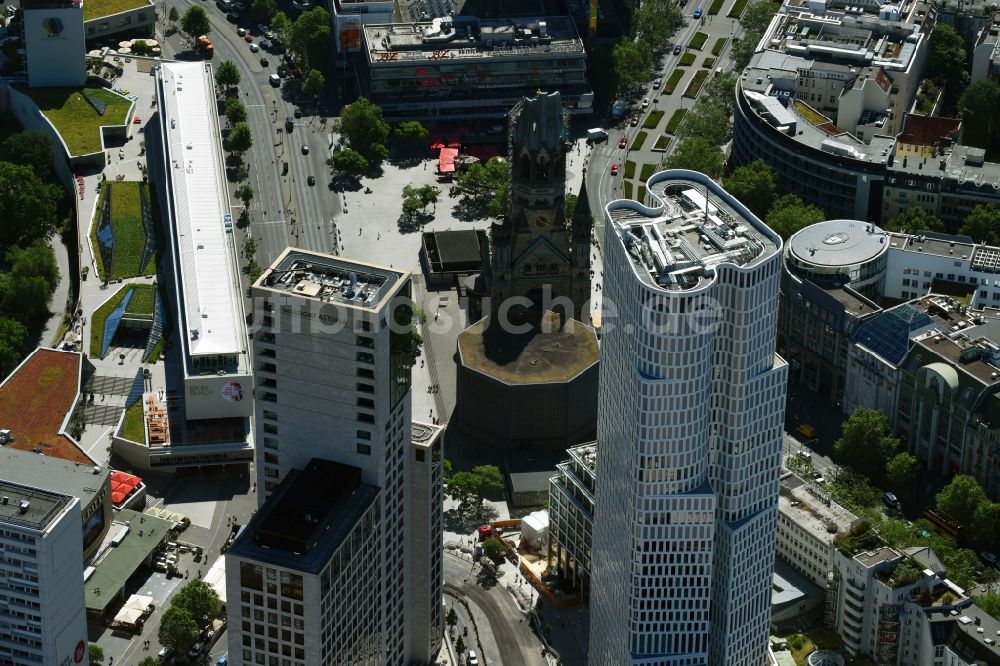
<box><xmin>121</xmin><ymin>399</ymin><xmax>144</xmax><ymax>443</ymax></box>
<box><xmin>24</xmin><ymin>87</ymin><xmax>131</xmax><ymax>156</ymax></box>
<box><xmin>83</xmin><ymin>0</ymin><xmax>150</xmax><ymax>21</ymax></box>
<box><xmin>90</xmin><ymin>283</ymin><xmax>159</xmax><ymax>357</ymax></box>
<box><xmin>91</xmin><ymin>181</ymin><xmax>157</xmax><ymax>281</ymax></box>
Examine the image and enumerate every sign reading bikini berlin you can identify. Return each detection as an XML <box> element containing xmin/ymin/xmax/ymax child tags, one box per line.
<box><xmin>42</xmin><ymin>17</ymin><xmax>65</xmax><ymax>38</ymax></box>
<box><xmin>221</xmin><ymin>381</ymin><xmax>245</xmax><ymax>402</ymax></box>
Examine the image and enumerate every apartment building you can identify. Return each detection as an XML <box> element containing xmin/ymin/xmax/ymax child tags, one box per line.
<box><xmin>547</xmin><ymin>442</ymin><xmax>596</xmax><ymax>600</ymax></box>
<box><xmin>0</xmin><ymin>481</ymin><xmax>86</xmax><ymax>666</ymax></box>
<box><xmin>589</xmin><ymin>170</ymin><xmax>787</xmax><ymax>665</ymax></box>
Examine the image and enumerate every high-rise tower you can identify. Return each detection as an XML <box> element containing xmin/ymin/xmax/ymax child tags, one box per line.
<box><xmin>589</xmin><ymin>170</ymin><xmax>787</xmax><ymax>666</ymax></box>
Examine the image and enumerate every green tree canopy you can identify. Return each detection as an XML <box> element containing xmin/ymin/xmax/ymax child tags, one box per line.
<box><xmin>631</xmin><ymin>0</ymin><xmax>682</xmax><ymax>48</ymax></box>
<box><xmin>0</xmin><ymin>317</ymin><xmax>27</xmax><ymax>379</ymax></box>
<box><xmin>936</xmin><ymin>474</ymin><xmax>988</xmax><ymax>525</ymax></box>
<box><xmin>338</xmin><ymin>97</ymin><xmax>390</xmax><ymax>164</ymax></box>
<box><xmin>765</xmin><ymin>193</ymin><xmax>826</xmax><ymax>240</ymax></box>
<box><xmin>328</xmin><ymin>148</ymin><xmax>369</xmax><ymax>176</ymax></box>
<box><xmin>611</xmin><ymin>39</ymin><xmax>653</xmax><ymax>93</ymax></box>
<box><xmin>180</xmin><ymin>5</ymin><xmax>210</xmax><ymax>43</ymax></box>
<box><xmin>225</xmin><ymin>121</ymin><xmax>253</xmax><ymax>155</ymax></box>
<box><xmin>724</xmin><ymin>160</ymin><xmax>777</xmax><ymax>219</ymax></box>
<box><xmin>446</xmin><ymin>465</ymin><xmax>503</xmax><ymax>508</ymax></box>
<box><xmin>395</xmin><ymin>120</ymin><xmax>429</xmax><ymax>145</ymax></box>
<box><xmin>453</xmin><ymin>157</ymin><xmax>510</xmax><ymax>218</ymax></box>
<box><xmin>960</xmin><ymin>204</ymin><xmax>1000</xmax><ymax>245</ymax></box>
<box><xmin>138</xmin><ymin>657</ymin><xmax>160</xmax><ymax>666</ymax></box>
<box><xmin>481</xmin><ymin>536</ymin><xmax>504</xmax><ymax>561</ymax></box>
<box><xmin>731</xmin><ymin>1</ymin><xmax>776</xmax><ymax>69</ymax></box>
<box><xmin>302</xmin><ymin>69</ymin><xmax>325</xmax><ymax>98</ymax></box>
<box><xmin>168</xmin><ymin>6</ymin><xmax>179</xmax><ymax>22</ymax></box>
<box><xmin>0</xmin><ymin>161</ymin><xmax>59</xmax><ymax>247</ymax></box>
<box><xmin>289</xmin><ymin>7</ymin><xmax>332</xmax><ymax>71</ymax></box>
<box><xmin>927</xmin><ymin>24</ymin><xmax>968</xmax><ymax>106</ymax></box>
<box><xmin>977</xmin><ymin>592</ymin><xmax>1000</xmax><ymax>622</ymax></box>
<box><xmin>958</xmin><ymin>79</ymin><xmax>1000</xmax><ymax>152</ymax></box>
<box><xmin>833</xmin><ymin>407</ymin><xmax>899</xmax><ymax>480</ymax></box>
<box><xmin>224</xmin><ymin>97</ymin><xmax>247</xmax><ymax>126</ymax></box>
<box><xmin>251</xmin><ymin>0</ymin><xmax>276</xmax><ymax>20</ymax></box>
<box><xmin>971</xmin><ymin>501</ymin><xmax>1000</xmax><ymax>551</ymax></box>
<box><xmin>886</xmin><ymin>452</ymin><xmax>920</xmax><ymax>497</ymax></box>
<box><xmin>883</xmin><ymin>206</ymin><xmax>946</xmax><ymax>234</ymax></box>
<box><xmin>7</xmin><ymin>240</ymin><xmax>59</xmax><ymax>292</ymax></box>
<box><xmin>270</xmin><ymin>11</ymin><xmax>292</xmax><ymax>42</ymax></box>
<box><xmin>214</xmin><ymin>60</ymin><xmax>241</xmax><ymax>92</ymax></box>
<box><xmin>401</xmin><ymin>184</ymin><xmax>440</xmax><ymax>219</ymax></box>
<box><xmin>238</xmin><ymin>184</ymin><xmax>255</xmax><ymax>206</ymax></box>
<box><xmin>158</xmin><ymin>606</ymin><xmax>200</xmax><ymax>655</ymax></box>
<box><xmin>88</xmin><ymin>643</ymin><xmax>104</xmax><ymax>663</ymax></box>
<box><xmin>171</xmin><ymin>580</ymin><xmax>222</xmax><ymax>628</ymax></box>
<box><xmin>0</xmin><ymin>131</ymin><xmax>53</xmax><ymax>180</ymax></box>
<box><xmin>662</xmin><ymin>136</ymin><xmax>725</xmax><ymax>179</ymax></box>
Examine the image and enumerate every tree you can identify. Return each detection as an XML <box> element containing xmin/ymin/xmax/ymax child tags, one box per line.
<box><xmin>926</xmin><ymin>24</ymin><xmax>968</xmax><ymax>107</ymax></box>
<box><xmin>662</xmin><ymin>136</ymin><xmax>725</xmax><ymax>179</ymax></box>
<box><xmin>171</xmin><ymin>580</ymin><xmax>222</xmax><ymax>628</ymax></box>
<box><xmin>0</xmin><ymin>130</ymin><xmax>53</xmax><ymax>180</ymax></box>
<box><xmin>180</xmin><ymin>6</ymin><xmax>211</xmax><ymax>43</ymax></box>
<box><xmin>168</xmin><ymin>6</ymin><xmax>179</xmax><ymax>22</ymax></box>
<box><xmin>159</xmin><ymin>606</ymin><xmax>200</xmax><ymax>655</ymax></box>
<box><xmin>978</xmin><ymin>592</ymin><xmax>1000</xmax><ymax>622</ymax></box>
<box><xmin>765</xmin><ymin>194</ymin><xmax>825</xmax><ymax>240</ymax></box>
<box><xmin>395</xmin><ymin>120</ymin><xmax>429</xmax><ymax>146</ymax></box>
<box><xmin>237</xmin><ymin>184</ymin><xmax>255</xmax><ymax>207</ymax></box>
<box><xmin>251</xmin><ymin>0</ymin><xmax>276</xmax><ymax>20</ymax></box>
<box><xmin>937</xmin><ymin>474</ymin><xmax>988</xmax><ymax>526</ymax></box>
<box><xmin>883</xmin><ymin>206</ymin><xmax>946</xmax><ymax>234</ymax></box>
<box><xmin>611</xmin><ymin>39</ymin><xmax>653</xmax><ymax>93</ymax></box>
<box><xmin>0</xmin><ymin>162</ymin><xmax>59</xmax><ymax>247</ymax></box>
<box><xmin>446</xmin><ymin>465</ymin><xmax>502</xmax><ymax>508</ymax></box>
<box><xmin>833</xmin><ymin>407</ymin><xmax>899</xmax><ymax>480</ymax></box>
<box><xmin>338</xmin><ymin>97</ymin><xmax>390</xmax><ymax>163</ymax></box>
<box><xmin>481</xmin><ymin>536</ymin><xmax>504</xmax><ymax>561</ymax></box>
<box><xmin>455</xmin><ymin>636</ymin><xmax>466</xmax><ymax>654</ymax></box>
<box><xmin>402</xmin><ymin>186</ymin><xmax>423</xmax><ymax>222</ymax></box>
<box><xmin>214</xmin><ymin>60</ymin><xmax>241</xmax><ymax>93</ymax></box>
<box><xmin>88</xmin><ymin>643</ymin><xmax>104</xmax><ymax>664</ymax></box>
<box><xmin>289</xmin><ymin>6</ymin><xmax>331</xmax><ymax>71</ymax></box>
<box><xmin>302</xmin><ymin>68</ymin><xmax>325</xmax><ymax>98</ymax></box>
<box><xmin>677</xmin><ymin>102</ymin><xmax>730</xmax><ymax>146</ymax></box>
<box><xmin>959</xmin><ymin>79</ymin><xmax>1000</xmax><ymax>151</ymax></box>
<box><xmin>565</xmin><ymin>192</ymin><xmax>578</xmax><ymax>220</ymax></box>
<box><xmin>446</xmin><ymin>607</ymin><xmax>458</xmax><ymax>629</ymax></box>
<box><xmin>960</xmin><ymin>204</ymin><xmax>1000</xmax><ymax>246</ymax></box>
<box><xmin>724</xmin><ymin>160</ymin><xmax>777</xmax><ymax>219</ymax></box>
<box><xmin>454</xmin><ymin>157</ymin><xmax>510</xmax><ymax>217</ymax></box>
<box><xmin>235</xmin><ymin>164</ymin><xmax>249</xmax><ymax>183</ymax></box>
<box><xmin>225</xmin><ymin>121</ymin><xmax>253</xmax><ymax>155</ymax></box>
<box><xmin>0</xmin><ymin>317</ymin><xmax>27</xmax><ymax>379</ymax></box>
<box><xmin>270</xmin><ymin>11</ymin><xmax>292</xmax><ymax>43</ymax></box>
<box><xmin>971</xmin><ymin>501</ymin><xmax>1000</xmax><ymax>551</ymax></box>
<box><xmin>631</xmin><ymin>0</ymin><xmax>682</xmax><ymax>48</ymax></box>
<box><xmin>224</xmin><ymin>97</ymin><xmax>247</xmax><ymax>126</ymax></box>
<box><xmin>886</xmin><ymin>452</ymin><xmax>920</xmax><ymax>497</ymax></box>
<box><xmin>131</xmin><ymin>39</ymin><xmax>151</xmax><ymax>55</ymax></box>
<box><xmin>731</xmin><ymin>1</ymin><xmax>776</xmax><ymax>69</ymax></box>
<box><xmin>328</xmin><ymin>148</ymin><xmax>369</xmax><ymax>176</ymax></box>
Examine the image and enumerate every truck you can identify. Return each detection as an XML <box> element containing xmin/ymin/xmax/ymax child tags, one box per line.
<box><xmin>610</xmin><ymin>98</ymin><xmax>626</xmax><ymax>120</ymax></box>
<box><xmin>197</xmin><ymin>35</ymin><xmax>214</xmax><ymax>58</ymax></box>
<box><xmin>587</xmin><ymin>128</ymin><xmax>608</xmax><ymax>142</ymax></box>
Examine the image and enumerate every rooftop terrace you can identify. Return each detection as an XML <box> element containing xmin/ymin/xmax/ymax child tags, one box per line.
<box><xmin>0</xmin><ymin>480</ymin><xmax>72</xmax><ymax>532</ymax></box>
<box><xmin>607</xmin><ymin>172</ymin><xmax>779</xmax><ymax>292</ymax></box>
<box><xmin>23</xmin><ymin>86</ymin><xmax>132</xmax><ymax>157</ymax></box>
<box><xmin>256</xmin><ymin>248</ymin><xmax>407</xmax><ymax>311</ymax></box>
<box><xmin>82</xmin><ymin>0</ymin><xmax>151</xmax><ymax>21</ymax></box>
<box><xmin>779</xmin><ymin>473</ymin><xmax>860</xmax><ymax>542</ymax></box>
<box><xmin>0</xmin><ymin>348</ymin><xmax>93</xmax><ymax>465</ymax></box>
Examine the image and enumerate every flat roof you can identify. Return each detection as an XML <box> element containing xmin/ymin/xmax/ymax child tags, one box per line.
<box><xmin>779</xmin><ymin>473</ymin><xmax>859</xmax><ymax>543</ymax></box>
<box><xmin>85</xmin><ymin>509</ymin><xmax>173</xmax><ymax>612</ymax></box>
<box><xmin>608</xmin><ymin>172</ymin><xmax>779</xmax><ymax>293</ymax></box>
<box><xmin>256</xmin><ymin>248</ymin><xmax>408</xmax><ymax>312</ymax></box>
<box><xmin>0</xmin><ymin>447</ymin><xmax>107</xmax><ymax>512</ymax></box>
<box><xmin>787</xmin><ymin>219</ymin><xmax>889</xmax><ymax>268</ymax></box>
<box><xmin>83</xmin><ymin>0</ymin><xmax>151</xmax><ymax>21</ymax></box>
<box><xmin>855</xmin><ymin>545</ymin><xmax>901</xmax><ymax>568</ymax></box>
<box><xmin>231</xmin><ymin>459</ymin><xmax>379</xmax><ymax>574</ymax></box>
<box><xmin>0</xmin><ymin>480</ymin><xmax>72</xmax><ymax>532</ymax></box>
<box><xmin>411</xmin><ymin>420</ymin><xmax>444</xmax><ymax>447</ymax></box>
<box><xmin>0</xmin><ymin>347</ymin><xmax>94</xmax><ymax>465</ymax></box>
<box><xmin>158</xmin><ymin>62</ymin><xmax>242</xmax><ymax>358</ymax></box>
<box><xmin>424</xmin><ymin>229</ymin><xmax>484</xmax><ymax>271</ymax></box>
<box><xmin>363</xmin><ymin>16</ymin><xmax>585</xmax><ymax>65</ymax></box>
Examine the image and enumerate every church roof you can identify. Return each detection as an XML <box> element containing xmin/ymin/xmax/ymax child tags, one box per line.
<box><xmin>510</xmin><ymin>91</ymin><xmax>566</xmax><ymax>153</ymax></box>
<box><xmin>572</xmin><ymin>178</ymin><xmax>592</xmax><ymax>233</ymax></box>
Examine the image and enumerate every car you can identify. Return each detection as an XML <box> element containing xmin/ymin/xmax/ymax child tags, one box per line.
<box><xmin>157</xmin><ymin>646</ymin><xmax>174</xmax><ymax>662</ymax></box>
<box><xmin>673</xmin><ymin>44</ymin><xmax>682</xmax><ymax>55</ymax></box>
<box><xmin>795</xmin><ymin>450</ymin><xmax>811</xmax><ymax>461</ymax></box>
<box><xmin>248</xmin><ymin>42</ymin><xmax>258</xmax><ymax>52</ymax></box>
<box><xmin>641</xmin><ymin>97</ymin><xmax>650</xmax><ymax>108</ymax></box>
<box><xmin>236</xmin><ymin>27</ymin><xmax>246</xmax><ymax>36</ymax></box>
<box><xmin>226</xmin><ymin>11</ymin><xmax>240</xmax><ymax>22</ymax></box>
<box><xmin>630</xmin><ymin>116</ymin><xmax>639</xmax><ymax>127</ymax></box>
<box><xmin>257</xmin><ymin>22</ymin><xmax>269</xmax><ymax>33</ymax></box>
<box><xmin>259</xmin><ymin>56</ymin><xmax>269</xmax><ymax>66</ymax></box>
<box><xmin>294</xmin><ymin>108</ymin><xmax>302</xmax><ymax>118</ymax></box>
<box><xmin>286</xmin><ymin>116</ymin><xmax>295</xmax><ymax>131</ymax></box>
<box><xmin>981</xmin><ymin>552</ymin><xmax>1000</xmax><ymax>567</ymax></box>
<box><xmin>618</xmin><ymin>136</ymin><xmax>628</xmax><ymax>149</ymax></box>
<box><xmin>307</xmin><ymin>176</ymin><xmax>315</xmax><ymax>186</ymax></box>
<box><xmin>269</xmin><ymin>73</ymin><xmax>281</xmax><ymax>87</ymax></box>
<box><xmin>610</xmin><ymin>162</ymin><xmax>619</xmax><ymax>175</ymax></box>
<box><xmin>813</xmin><ymin>472</ymin><xmax>825</xmax><ymax>484</ymax></box>
<box><xmin>216</xmin><ymin>657</ymin><xmax>229</xmax><ymax>666</ymax></box>
<box><xmin>883</xmin><ymin>491</ymin><xmax>900</xmax><ymax>509</ymax></box>
<box><xmin>693</xmin><ymin>7</ymin><xmax>702</xmax><ymax>17</ymax></box>
<box><xmin>301</xmin><ymin>144</ymin><xmax>309</xmax><ymax>155</ymax></box>
<box><xmin>259</xmin><ymin>39</ymin><xmax>271</xmax><ymax>50</ymax></box>
<box><xmin>468</xmin><ymin>651</ymin><xmax>479</xmax><ymax>666</ymax></box>
<box><xmin>188</xmin><ymin>642</ymin><xmax>206</xmax><ymax>658</ymax></box>
<box><xmin>244</xmin><ymin>33</ymin><xmax>253</xmax><ymax>42</ymax></box>
<box><xmin>653</xmin><ymin>77</ymin><xmax>662</xmax><ymax>88</ymax></box>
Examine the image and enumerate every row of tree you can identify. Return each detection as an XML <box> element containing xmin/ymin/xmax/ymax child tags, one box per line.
<box><xmin>328</xmin><ymin>98</ymin><xmax>430</xmax><ymax>176</ymax></box>
<box><xmin>882</xmin><ymin>203</ymin><xmax>1000</xmax><ymax>244</ymax></box>
<box><xmin>0</xmin><ymin>130</ymin><xmax>65</xmax><ymax>379</ymax></box>
<box><xmin>157</xmin><ymin>579</ymin><xmax>223</xmax><ymax>657</ymax></box>
<box><xmin>611</xmin><ymin>0</ymin><xmax>683</xmax><ymax>93</ymax></box>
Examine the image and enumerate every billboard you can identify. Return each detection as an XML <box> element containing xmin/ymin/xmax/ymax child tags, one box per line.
<box><xmin>185</xmin><ymin>373</ymin><xmax>254</xmax><ymax>420</ymax></box>
<box><xmin>23</xmin><ymin>5</ymin><xmax>86</xmax><ymax>87</ymax></box>
<box><xmin>336</xmin><ymin>14</ymin><xmax>363</xmax><ymax>53</ymax></box>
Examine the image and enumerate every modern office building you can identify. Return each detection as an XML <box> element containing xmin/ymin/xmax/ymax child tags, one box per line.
<box><xmin>21</xmin><ymin>0</ymin><xmax>86</xmax><ymax>87</ymax></box>
<box><xmin>360</xmin><ymin>16</ymin><xmax>593</xmax><ymax>120</ymax></box>
<box><xmin>242</xmin><ymin>248</ymin><xmax>435</xmax><ymax>665</ymax></box>
<box><xmin>0</xmin><ymin>480</ymin><xmax>87</xmax><ymax>666</ymax></box>
<box><xmin>589</xmin><ymin>170</ymin><xmax>787</xmax><ymax>665</ymax></box>
<box><xmin>408</xmin><ymin>421</ymin><xmax>444</xmax><ymax>664</ymax></box>
<box><xmin>547</xmin><ymin>442</ymin><xmax>596</xmax><ymax>600</ymax></box>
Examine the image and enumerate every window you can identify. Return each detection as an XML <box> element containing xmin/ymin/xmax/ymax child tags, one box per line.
<box><xmin>415</xmin><ymin>448</ymin><xmax>425</xmax><ymax>462</ymax></box>
<box><xmin>357</xmin><ymin>443</ymin><xmax>372</xmax><ymax>455</ymax></box>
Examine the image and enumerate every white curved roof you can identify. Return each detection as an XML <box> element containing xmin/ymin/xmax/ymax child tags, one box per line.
<box><xmin>787</xmin><ymin>219</ymin><xmax>888</xmax><ymax>269</ymax></box>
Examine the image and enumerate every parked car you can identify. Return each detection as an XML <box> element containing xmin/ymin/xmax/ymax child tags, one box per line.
<box><xmin>248</xmin><ymin>42</ymin><xmax>258</xmax><ymax>52</ymax></box>
<box><xmin>468</xmin><ymin>651</ymin><xmax>479</xmax><ymax>666</ymax></box>
<box><xmin>641</xmin><ymin>97</ymin><xmax>650</xmax><ymax>108</ymax></box>
<box><xmin>653</xmin><ymin>77</ymin><xmax>662</xmax><ymax>88</ymax></box>
<box><xmin>673</xmin><ymin>44</ymin><xmax>682</xmax><ymax>55</ymax></box>
<box><xmin>259</xmin><ymin>57</ymin><xmax>269</xmax><ymax>66</ymax></box>
<box><xmin>981</xmin><ymin>552</ymin><xmax>999</xmax><ymax>567</ymax></box>
<box><xmin>269</xmin><ymin>73</ymin><xmax>281</xmax><ymax>87</ymax></box>
<box><xmin>225</xmin><ymin>11</ymin><xmax>240</xmax><ymax>22</ymax></box>
<box><xmin>157</xmin><ymin>646</ymin><xmax>174</xmax><ymax>662</ymax></box>
<box><xmin>236</xmin><ymin>27</ymin><xmax>246</xmax><ymax>36</ymax></box>
<box><xmin>630</xmin><ymin>116</ymin><xmax>639</xmax><ymax>126</ymax></box>
<box><xmin>216</xmin><ymin>657</ymin><xmax>229</xmax><ymax>666</ymax></box>
<box><xmin>883</xmin><ymin>491</ymin><xmax>901</xmax><ymax>510</ymax></box>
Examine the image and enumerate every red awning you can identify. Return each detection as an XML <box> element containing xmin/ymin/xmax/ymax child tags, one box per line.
<box><xmin>438</xmin><ymin>147</ymin><xmax>459</xmax><ymax>173</ymax></box>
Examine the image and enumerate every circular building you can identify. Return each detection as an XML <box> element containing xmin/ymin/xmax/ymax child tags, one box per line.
<box><xmin>456</xmin><ymin>311</ymin><xmax>599</xmax><ymax>451</ymax></box>
<box><xmin>807</xmin><ymin>651</ymin><xmax>845</xmax><ymax>666</ymax></box>
<box><xmin>786</xmin><ymin>219</ymin><xmax>889</xmax><ymax>299</ymax></box>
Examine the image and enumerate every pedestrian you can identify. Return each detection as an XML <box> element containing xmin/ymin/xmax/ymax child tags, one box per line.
<box><xmin>359</xmin><ymin>228</ymin><xmax>362</xmax><ymax>236</ymax></box>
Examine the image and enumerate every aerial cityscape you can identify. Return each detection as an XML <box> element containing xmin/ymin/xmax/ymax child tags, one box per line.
<box><xmin>0</xmin><ymin>0</ymin><xmax>998</xmax><ymax>661</ymax></box>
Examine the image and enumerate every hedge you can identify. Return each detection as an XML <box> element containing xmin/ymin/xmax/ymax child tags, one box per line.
<box><xmin>689</xmin><ymin>32</ymin><xmax>709</xmax><ymax>50</ymax></box>
<box><xmin>711</xmin><ymin>37</ymin><xmax>728</xmax><ymax>56</ymax></box>
<box><xmin>643</xmin><ymin>110</ymin><xmax>665</xmax><ymax>129</ymax></box>
<box><xmin>624</xmin><ymin>160</ymin><xmax>637</xmax><ymax>179</ymax></box>
<box><xmin>663</xmin><ymin>69</ymin><xmax>686</xmax><ymax>94</ymax></box>
<box><xmin>728</xmin><ymin>0</ymin><xmax>750</xmax><ymax>17</ymax></box>
<box><xmin>684</xmin><ymin>70</ymin><xmax>709</xmax><ymax>98</ymax></box>
<box><xmin>679</xmin><ymin>52</ymin><xmax>696</xmax><ymax>66</ymax></box>
<box><xmin>630</xmin><ymin>131</ymin><xmax>648</xmax><ymax>150</ymax></box>
<box><xmin>665</xmin><ymin>108</ymin><xmax>688</xmax><ymax>134</ymax></box>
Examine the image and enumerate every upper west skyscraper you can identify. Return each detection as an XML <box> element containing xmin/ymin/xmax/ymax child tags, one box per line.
<box><xmin>589</xmin><ymin>170</ymin><xmax>787</xmax><ymax>666</ymax></box>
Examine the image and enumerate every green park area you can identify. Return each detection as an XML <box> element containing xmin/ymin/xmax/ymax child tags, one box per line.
<box><xmin>643</xmin><ymin>110</ymin><xmax>665</xmax><ymax>129</ymax></box>
<box><xmin>679</xmin><ymin>52</ymin><xmax>696</xmax><ymax>66</ymax></box>
<box><xmin>689</xmin><ymin>32</ymin><xmax>709</xmax><ymax>50</ymax></box>
<box><xmin>664</xmin><ymin>69</ymin><xmax>686</xmax><ymax>94</ymax></box>
<box><xmin>630</xmin><ymin>131</ymin><xmax>648</xmax><ymax>150</ymax></box>
<box><xmin>25</xmin><ymin>87</ymin><xmax>131</xmax><ymax>155</ymax></box>
<box><xmin>91</xmin><ymin>181</ymin><xmax>156</xmax><ymax>281</ymax></box>
<box><xmin>121</xmin><ymin>400</ymin><xmax>144</xmax><ymax>443</ymax></box>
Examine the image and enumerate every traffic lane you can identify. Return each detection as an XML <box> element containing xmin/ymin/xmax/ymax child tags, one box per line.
<box><xmin>459</xmin><ymin>577</ymin><xmax>547</xmax><ymax>666</ymax></box>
